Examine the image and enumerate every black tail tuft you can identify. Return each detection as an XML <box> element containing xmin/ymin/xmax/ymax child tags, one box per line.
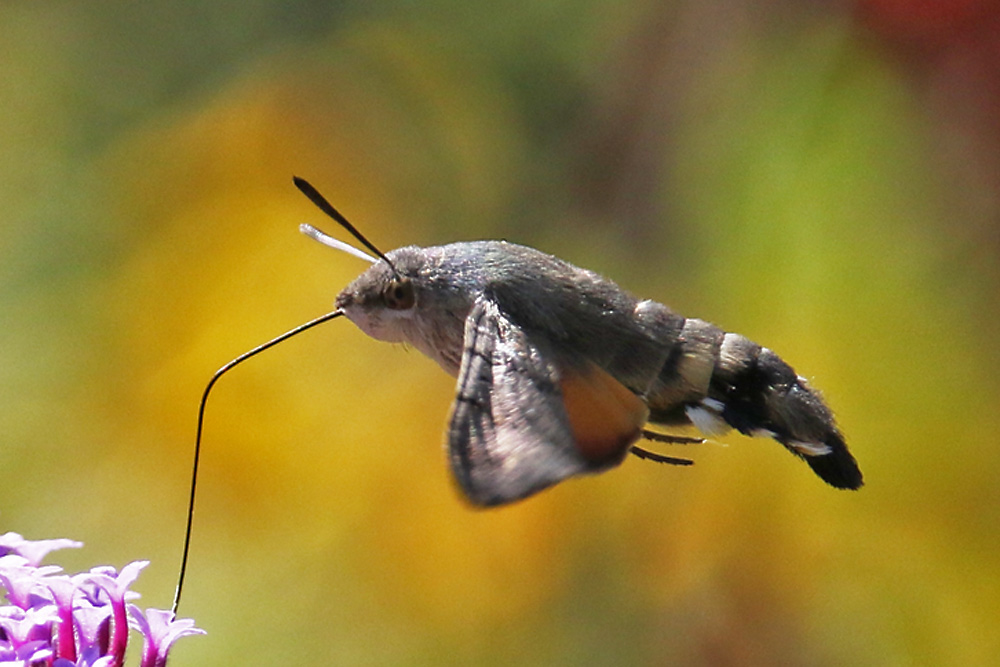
<box><xmin>707</xmin><ymin>336</ymin><xmax>864</xmax><ymax>490</ymax></box>
<box><xmin>803</xmin><ymin>433</ymin><xmax>863</xmax><ymax>490</ymax></box>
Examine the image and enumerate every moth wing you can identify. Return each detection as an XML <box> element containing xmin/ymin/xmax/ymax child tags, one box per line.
<box><xmin>448</xmin><ymin>298</ymin><xmax>647</xmax><ymax>506</ymax></box>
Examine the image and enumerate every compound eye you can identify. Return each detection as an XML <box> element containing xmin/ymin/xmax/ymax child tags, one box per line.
<box><xmin>384</xmin><ymin>278</ymin><xmax>415</xmax><ymax>310</ymax></box>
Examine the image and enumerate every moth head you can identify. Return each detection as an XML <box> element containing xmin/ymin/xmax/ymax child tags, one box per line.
<box><xmin>335</xmin><ymin>253</ymin><xmax>421</xmax><ymax>343</ymax></box>
<box><xmin>295</xmin><ymin>178</ymin><xmax>459</xmax><ymax>350</ymax></box>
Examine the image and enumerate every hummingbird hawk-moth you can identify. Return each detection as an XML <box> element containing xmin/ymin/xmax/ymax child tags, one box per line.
<box><xmin>294</xmin><ymin>177</ymin><xmax>863</xmax><ymax>506</ymax></box>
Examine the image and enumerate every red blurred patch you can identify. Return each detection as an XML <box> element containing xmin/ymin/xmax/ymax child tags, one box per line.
<box><xmin>857</xmin><ymin>0</ymin><xmax>999</xmax><ymax>53</ymax></box>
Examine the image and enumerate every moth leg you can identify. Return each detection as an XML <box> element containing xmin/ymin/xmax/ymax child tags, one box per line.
<box><xmin>640</xmin><ymin>429</ymin><xmax>704</xmax><ymax>445</ymax></box>
<box><xmin>632</xmin><ymin>429</ymin><xmax>700</xmax><ymax>465</ymax></box>
<box><xmin>630</xmin><ymin>445</ymin><xmax>693</xmax><ymax>466</ymax></box>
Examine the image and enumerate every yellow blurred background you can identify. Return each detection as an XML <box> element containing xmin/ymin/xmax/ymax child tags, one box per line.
<box><xmin>2</xmin><ymin>1</ymin><xmax>998</xmax><ymax>665</ymax></box>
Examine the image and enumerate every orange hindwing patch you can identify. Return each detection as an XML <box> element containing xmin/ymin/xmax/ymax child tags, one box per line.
<box><xmin>559</xmin><ymin>362</ymin><xmax>648</xmax><ymax>465</ymax></box>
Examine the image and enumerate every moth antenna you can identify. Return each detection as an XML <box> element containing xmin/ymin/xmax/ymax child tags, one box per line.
<box><xmin>172</xmin><ymin>309</ymin><xmax>344</xmax><ymax>617</ymax></box>
<box><xmin>292</xmin><ymin>176</ymin><xmax>398</xmax><ymax>274</ymax></box>
<box><xmin>300</xmin><ymin>223</ymin><xmax>377</xmax><ymax>264</ymax></box>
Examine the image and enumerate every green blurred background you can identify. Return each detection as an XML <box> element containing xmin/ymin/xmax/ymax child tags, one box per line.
<box><xmin>2</xmin><ymin>1</ymin><xmax>998</xmax><ymax>664</ymax></box>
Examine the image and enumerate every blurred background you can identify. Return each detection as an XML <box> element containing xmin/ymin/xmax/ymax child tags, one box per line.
<box><xmin>2</xmin><ymin>0</ymin><xmax>998</xmax><ymax>664</ymax></box>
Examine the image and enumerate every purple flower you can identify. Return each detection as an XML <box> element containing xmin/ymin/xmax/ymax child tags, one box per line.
<box><xmin>0</xmin><ymin>532</ymin><xmax>82</xmax><ymax>568</ymax></box>
<box><xmin>0</xmin><ymin>554</ymin><xmax>61</xmax><ymax>610</ymax></box>
<box><xmin>0</xmin><ymin>534</ymin><xmax>203</xmax><ymax>667</ymax></box>
<box><xmin>0</xmin><ymin>638</ymin><xmax>54</xmax><ymax>664</ymax></box>
<box><xmin>0</xmin><ymin>605</ymin><xmax>60</xmax><ymax>646</ymax></box>
<box><xmin>52</xmin><ymin>646</ymin><xmax>116</xmax><ymax>667</ymax></box>
<box><xmin>70</xmin><ymin>594</ymin><xmax>113</xmax><ymax>656</ymax></box>
<box><xmin>85</xmin><ymin>561</ymin><xmax>149</xmax><ymax>664</ymax></box>
<box><xmin>128</xmin><ymin>606</ymin><xmax>206</xmax><ymax>667</ymax></box>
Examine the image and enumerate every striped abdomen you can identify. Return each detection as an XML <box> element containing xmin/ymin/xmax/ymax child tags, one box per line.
<box><xmin>645</xmin><ymin>318</ymin><xmax>863</xmax><ymax>489</ymax></box>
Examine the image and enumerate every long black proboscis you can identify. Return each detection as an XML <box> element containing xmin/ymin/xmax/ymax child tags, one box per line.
<box><xmin>292</xmin><ymin>176</ymin><xmax>397</xmax><ymax>273</ymax></box>
<box><xmin>171</xmin><ymin>309</ymin><xmax>344</xmax><ymax>617</ymax></box>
